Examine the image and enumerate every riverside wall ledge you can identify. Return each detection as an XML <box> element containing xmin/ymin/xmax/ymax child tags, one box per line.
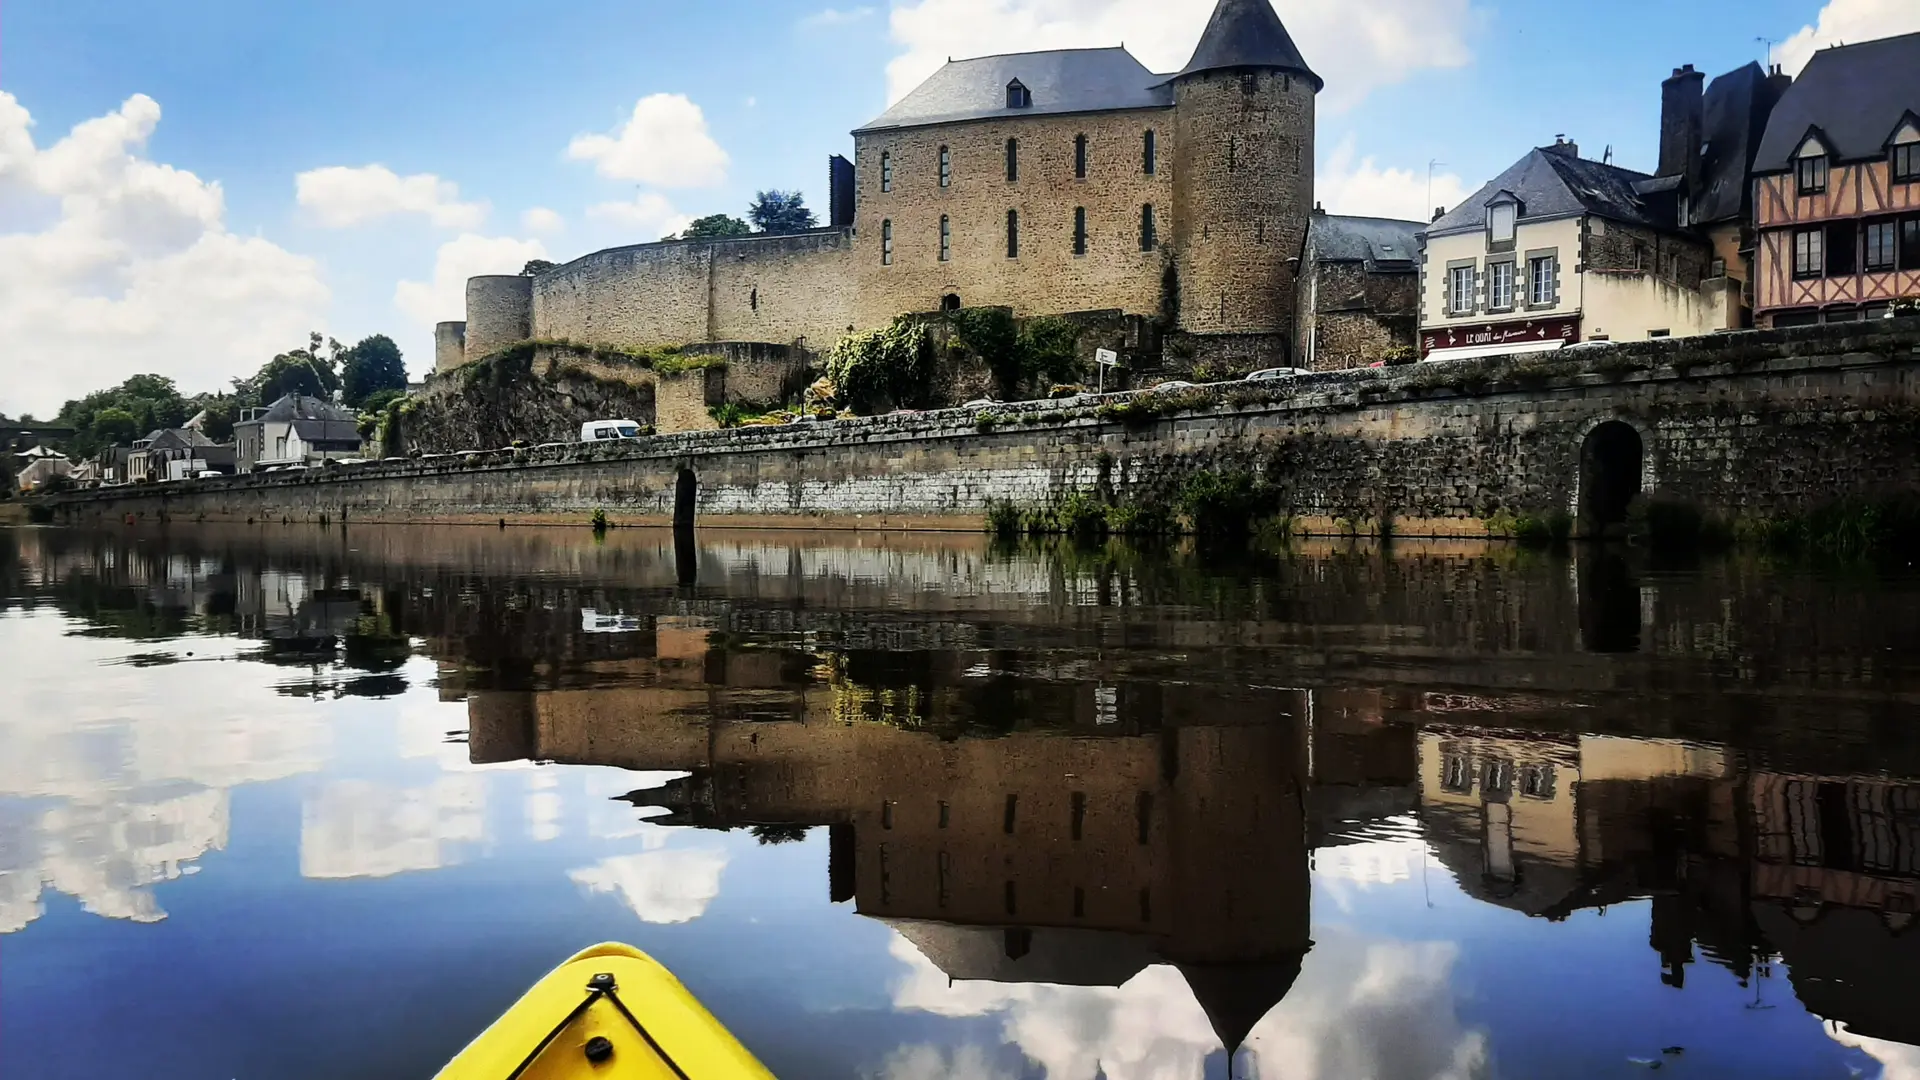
<box><xmin>36</xmin><ymin>320</ymin><xmax>1920</xmax><ymax>535</ymax></box>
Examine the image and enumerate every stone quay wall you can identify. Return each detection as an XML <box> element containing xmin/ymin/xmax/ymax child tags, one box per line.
<box><xmin>38</xmin><ymin>321</ymin><xmax>1920</xmax><ymax>535</ymax></box>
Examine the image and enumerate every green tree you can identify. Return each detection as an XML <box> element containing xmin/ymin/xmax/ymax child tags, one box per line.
<box><xmin>341</xmin><ymin>334</ymin><xmax>408</xmax><ymax>407</ymax></box>
<box><xmin>244</xmin><ymin>332</ymin><xmax>341</xmax><ymax>406</ymax></box>
<box><xmin>91</xmin><ymin>407</ymin><xmax>140</xmax><ymax>446</ymax></box>
<box><xmin>51</xmin><ymin>374</ymin><xmax>191</xmax><ymax>457</ymax></box>
<box><xmin>678</xmin><ymin>214</ymin><xmax>753</xmax><ymax>240</ymax></box>
<box><xmin>522</xmin><ymin>259</ymin><xmax>557</xmax><ymax>276</ymax></box>
<box><xmin>748</xmin><ymin>191</ymin><xmax>817</xmax><ymax>235</ymax></box>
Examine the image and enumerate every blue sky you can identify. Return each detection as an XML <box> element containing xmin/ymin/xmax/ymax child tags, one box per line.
<box><xmin>1</xmin><ymin>0</ymin><xmax>1911</xmax><ymax>416</ymax></box>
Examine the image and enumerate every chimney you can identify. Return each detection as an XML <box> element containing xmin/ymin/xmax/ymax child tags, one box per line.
<box><xmin>828</xmin><ymin>154</ymin><xmax>856</xmax><ymax>230</ymax></box>
<box><xmin>1432</xmin><ymin>206</ymin><xmax>1447</xmax><ymax>222</ymax></box>
<box><xmin>1312</xmin><ymin>201</ymin><xmax>1326</xmax><ymax>216</ymax></box>
<box><xmin>1659</xmin><ymin>64</ymin><xmax>1705</xmax><ymax>184</ymax></box>
<box><xmin>1545</xmin><ymin>135</ymin><xmax>1580</xmax><ymax>159</ymax></box>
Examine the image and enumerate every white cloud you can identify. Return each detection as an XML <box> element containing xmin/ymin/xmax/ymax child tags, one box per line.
<box><xmin>521</xmin><ymin>206</ymin><xmax>566</xmax><ymax>235</ymax></box>
<box><xmin>875</xmin><ymin>1044</ymin><xmax>1016</xmax><ymax>1080</ymax></box>
<box><xmin>887</xmin><ymin>924</ymin><xmax>1489</xmax><ymax>1080</ymax></box>
<box><xmin>567</xmin><ymin>93</ymin><xmax>730</xmax><ymax>188</ymax></box>
<box><xmin>584</xmin><ymin>191</ymin><xmax>693</xmax><ymax>240</ymax></box>
<box><xmin>1317</xmin><ymin>136</ymin><xmax>1469</xmax><ymax>222</ymax></box>
<box><xmin>294</xmin><ymin>164</ymin><xmax>488</xmax><ymax>230</ymax></box>
<box><xmin>0</xmin><ymin>91</ymin><xmax>329</xmax><ymax>416</ymax></box>
<box><xmin>1778</xmin><ymin>0</ymin><xmax>1920</xmax><ymax>74</ymax></box>
<box><xmin>884</xmin><ymin>0</ymin><xmax>1477</xmax><ymax>111</ymax></box>
<box><xmin>802</xmin><ymin>6</ymin><xmax>877</xmax><ymax>28</ymax></box>
<box><xmin>393</xmin><ymin>233</ymin><xmax>548</xmax><ymax>329</ymax></box>
<box><xmin>1828</xmin><ymin>1023</ymin><xmax>1920</xmax><ymax>1080</ymax></box>
<box><xmin>570</xmin><ymin>849</ymin><xmax>728</xmax><ymax>924</ymax></box>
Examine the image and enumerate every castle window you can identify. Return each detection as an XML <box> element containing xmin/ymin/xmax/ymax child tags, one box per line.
<box><xmin>881</xmin><ymin>219</ymin><xmax>893</xmax><ymax>265</ymax></box>
<box><xmin>1241</xmin><ymin>72</ymin><xmax>1259</xmax><ymax>94</ymax></box>
<box><xmin>1140</xmin><ymin>204</ymin><xmax>1157</xmax><ymax>251</ymax></box>
<box><xmin>1006</xmin><ymin>138</ymin><xmax>1019</xmax><ymax>182</ymax></box>
<box><xmin>1793</xmin><ymin>227</ymin><xmax>1824</xmax><ymax>279</ymax></box>
<box><xmin>1006</xmin><ymin>79</ymin><xmax>1031</xmax><ymax>110</ymax></box>
<box><xmin>939</xmin><ymin>145</ymin><xmax>951</xmax><ymax>188</ymax></box>
<box><xmin>1228</xmin><ymin>138</ymin><xmax>1237</xmax><ymax>172</ymax></box>
<box><xmin>749</xmin><ymin>287</ymin><xmax>758</xmax><ymax>312</ymax></box>
<box><xmin>1073</xmin><ymin>207</ymin><xmax>1088</xmax><ymax>255</ymax></box>
<box><xmin>1143</xmin><ymin>130</ymin><xmax>1157</xmax><ymax>175</ymax></box>
<box><xmin>1075</xmin><ymin>134</ymin><xmax>1088</xmax><ymax>179</ymax></box>
<box><xmin>939</xmin><ymin>215</ymin><xmax>951</xmax><ymax>262</ymax></box>
<box><xmin>1007</xmin><ymin>209</ymin><xmax>1019</xmax><ymax>258</ymax></box>
<box><xmin>880</xmin><ymin>151</ymin><xmax>892</xmax><ymax>193</ymax></box>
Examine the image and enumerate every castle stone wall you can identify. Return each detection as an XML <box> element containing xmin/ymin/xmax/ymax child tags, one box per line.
<box><xmin>530</xmin><ymin>231</ymin><xmax>857</xmax><ymax>355</ymax></box>
<box><xmin>434</xmin><ymin>321</ymin><xmax>467</xmax><ymax>374</ymax></box>
<box><xmin>44</xmin><ymin>323</ymin><xmax>1920</xmax><ymax>537</ymax></box>
<box><xmin>465</xmin><ymin>276</ymin><xmax>533</xmax><ymax>363</ymax></box>
<box><xmin>851</xmin><ymin>109</ymin><xmax>1173</xmax><ymax>327</ymax></box>
<box><xmin>1172</xmin><ymin>69</ymin><xmax>1315</xmax><ymax>357</ymax></box>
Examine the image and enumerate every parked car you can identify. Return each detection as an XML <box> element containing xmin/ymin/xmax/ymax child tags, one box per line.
<box><xmin>580</xmin><ymin>420</ymin><xmax>645</xmax><ymax>443</ymax></box>
<box><xmin>960</xmin><ymin>398</ymin><xmax>1000</xmax><ymax>409</ymax></box>
<box><xmin>1153</xmin><ymin>380</ymin><xmax>1197</xmax><ymax>391</ymax></box>
<box><xmin>1245</xmin><ymin>368</ymin><xmax>1308</xmax><ymax>382</ymax></box>
<box><xmin>194</xmin><ymin>470</ymin><xmax>223</xmax><ymax>479</ymax></box>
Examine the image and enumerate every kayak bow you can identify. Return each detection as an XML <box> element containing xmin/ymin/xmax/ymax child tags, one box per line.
<box><xmin>435</xmin><ymin>943</ymin><xmax>777</xmax><ymax>1080</ymax></box>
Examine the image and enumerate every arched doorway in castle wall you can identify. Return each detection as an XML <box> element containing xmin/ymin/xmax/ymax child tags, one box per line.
<box><xmin>1578</xmin><ymin>421</ymin><xmax>1644</xmax><ymax>539</ymax></box>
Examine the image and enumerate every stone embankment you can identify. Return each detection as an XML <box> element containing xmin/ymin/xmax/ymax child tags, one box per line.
<box><xmin>35</xmin><ymin>321</ymin><xmax>1920</xmax><ymax>537</ymax></box>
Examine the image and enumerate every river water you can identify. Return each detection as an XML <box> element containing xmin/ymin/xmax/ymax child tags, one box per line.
<box><xmin>2</xmin><ymin>524</ymin><xmax>1918</xmax><ymax>1080</ymax></box>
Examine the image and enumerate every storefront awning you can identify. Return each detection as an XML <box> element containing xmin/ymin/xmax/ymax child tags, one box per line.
<box><xmin>1422</xmin><ymin>339</ymin><xmax>1568</xmax><ymax>363</ymax></box>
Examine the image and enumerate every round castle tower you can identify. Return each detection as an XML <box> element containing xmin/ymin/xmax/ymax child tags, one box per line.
<box><xmin>1170</xmin><ymin>0</ymin><xmax>1321</xmax><ymax>356</ymax></box>
<box><xmin>463</xmin><ymin>275</ymin><xmax>534</xmax><ymax>365</ymax></box>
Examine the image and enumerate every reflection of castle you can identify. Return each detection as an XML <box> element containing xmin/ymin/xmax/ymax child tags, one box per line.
<box><xmin>466</xmin><ymin>628</ymin><xmax>1327</xmax><ymax>1054</ymax></box>
<box><xmin>1418</xmin><ymin>723</ymin><xmax>1920</xmax><ymax>1046</ymax></box>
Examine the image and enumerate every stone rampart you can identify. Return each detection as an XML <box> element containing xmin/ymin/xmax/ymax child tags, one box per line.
<box><xmin>530</xmin><ymin>230</ymin><xmax>856</xmax><ymax>355</ymax></box>
<box><xmin>40</xmin><ymin>322</ymin><xmax>1920</xmax><ymax>535</ymax></box>
<box><xmin>464</xmin><ymin>276</ymin><xmax>533</xmax><ymax>363</ymax></box>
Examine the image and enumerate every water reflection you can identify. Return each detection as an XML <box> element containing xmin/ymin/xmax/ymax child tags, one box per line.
<box><xmin>4</xmin><ymin>524</ymin><xmax>1920</xmax><ymax>1079</ymax></box>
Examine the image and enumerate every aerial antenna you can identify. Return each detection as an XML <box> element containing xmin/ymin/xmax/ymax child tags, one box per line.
<box><xmin>1755</xmin><ymin>36</ymin><xmax>1777</xmax><ymax>68</ymax></box>
<box><xmin>1603</xmin><ymin>145</ymin><xmax>1614</xmax><ymax>164</ymax></box>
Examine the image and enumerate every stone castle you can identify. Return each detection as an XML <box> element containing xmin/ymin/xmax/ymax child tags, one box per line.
<box><xmin>437</xmin><ymin>0</ymin><xmax>1354</xmax><ymax>378</ymax></box>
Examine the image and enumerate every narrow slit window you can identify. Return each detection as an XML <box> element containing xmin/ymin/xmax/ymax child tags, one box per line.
<box><xmin>1143</xmin><ymin>129</ymin><xmax>1156</xmax><ymax>175</ymax></box>
<box><xmin>1075</xmin><ymin>134</ymin><xmax>1088</xmax><ymax>179</ymax></box>
<box><xmin>1006</xmin><ymin>138</ymin><xmax>1019</xmax><ymax>182</ymax></box>
<box><xmin>1228</xmin><ymin>138</ymin><xmax>1237</xmax><ymax>172</ymax></box>
<box><xmin>1073</xmin><ymin>207</ymin><xmax>1088</xmax><ymax>255</ymax></box>
<box><xmin>1140</xmin><ymin>204</ymin><xmax>1157</xmax><ymax>251</ymax></box>
<box><xmin>1007</xmin><ymin>209</ymin><xmax>1019</xmax><ymax>258</ymax></box>
<box><xmin>1003</xmin><ymin>794</ymin><xmax>1018</xmax><ymax>834</ymax></box>
<box><xmin>939</xmin><ymin>145</ymin><xmax>951</xmax><ymax>188</ymax></box>
<box><xmin>939</xmin><ymin>215</ymin><xmax>951</xmax><ymax>262</ymax></box>
<box><xmin>880</xmin><ymin>151</ymin><xmax>892</xmax><ymax>193</ymax></box>
<box><xmin>881</xmin><ymin>219</ymin><xmax>892</xmax><ymax>265</ymax></box>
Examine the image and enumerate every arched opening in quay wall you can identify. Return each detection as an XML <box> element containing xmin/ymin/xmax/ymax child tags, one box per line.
<box><xmin>1579</xmin><ymin>421</ymin><xmax>1644</xmax><ymax>539</ymax></box>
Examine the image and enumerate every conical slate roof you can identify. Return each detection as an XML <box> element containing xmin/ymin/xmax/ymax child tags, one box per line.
<box><xmin>1178</xmin><ymin>956</ymin><xmax>1307</xmax><ymax>1056</ymax></box>
<box><xmin>1170</xmin><ymin>0</ymin><xmax>1322</xmax><ymax>90</ymax></box>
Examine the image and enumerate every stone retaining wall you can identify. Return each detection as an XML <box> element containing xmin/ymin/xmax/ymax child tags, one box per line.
<box><xmin>39</xmin><ymin>321</ymin><xmax>1920</xmax><ymax>535</ymax></box>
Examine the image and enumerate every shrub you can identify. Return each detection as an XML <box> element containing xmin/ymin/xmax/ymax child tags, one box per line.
<box><xmin>826</xmin><ymin>320</ymin><xmax>934</xmax><ymax>413</ymax></box>
<box><xmin>984</xmin><ymin>499</ymin><xmax>1022</xmax><ymax>538</ymax></box>
<box><xmin>948</xmin><ymin>308</ymin><xmax>1083</xmax><ymax>399</ymax></box>
<box><xmin>590</xmin><ymin>507</ymin><xmax>609</xmax><ymax>532</ymax></box>
<box><xmin>1105</xmin><ymin>500</ymin><xmax>1175</xmax><ymax>537</ymax></box>
<box><xmin>1178</xmin><ymin>469</ymin><xmax>1278</xmax><ymax>537</ymax></box>
<box><xmin>1512</xmin><ymin>510</ymin><xmax>1572</xmax><ymax>548</ymax></box>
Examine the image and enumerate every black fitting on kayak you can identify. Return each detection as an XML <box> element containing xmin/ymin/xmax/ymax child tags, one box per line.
<box><xmin>583</xmin><ymin>1036</ymin><xmax>614</xmax><ymax>1063</ymax></box>
<box><xmin>588</xmin><ymin>973</ymin><xmax>617</xmax><ymax>992</ymax></box>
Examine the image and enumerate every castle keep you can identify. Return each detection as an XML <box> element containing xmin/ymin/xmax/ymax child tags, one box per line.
<box><xmin>437</xmin><ymin>0</ymin><xmax>1336</xmax><ymax>376</ymax></box>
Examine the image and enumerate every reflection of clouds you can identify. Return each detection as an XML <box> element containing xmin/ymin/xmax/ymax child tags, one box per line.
<box><xmin>0</xmin><ymin>613</ymin><xmax>328</xmax><ymax>933</ymax></box>
<box><xmin>873</xmin><ymin>1044</ymin><xmax>1017</xmax><ymax>1080</ymax></box>
<box><xmin>300</xmin><ymin>776</ymin><xmax>487</xmax><ymax>879</ymax></box>
<box><xmin>886</xmin><ymin>926</ymin><xmax>1489</xmax><ymax>1080</ymax></box>
<box><xmin>1828</xmin><ymin>1024</ymin><xmax>1920</xmax><ymax>1080</ymax></box>
<box><xmin>570</xmin><ymin>849</ymin><xmax>727</xmax><ymax>924</ymax></box>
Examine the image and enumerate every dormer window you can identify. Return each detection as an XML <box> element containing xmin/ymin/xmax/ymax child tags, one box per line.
<box><xmin>1487</xmin><ymin>198</ymin><xmax>1518</xmax><ymax>249</ymax></box>
<box><xmin>1892</xmin><ymin>119</ymin><xmax>1920</xmax><ymax>183</ymax></box>
<box><xmin>1006</xmin><ymin>80</ymin><xmax>1031</xmax><ymax>110</ymax></box>
<box><xmin>1795</xmin><ymin>137</ymin><xmax>1830</xmax><ymax>196</ymax></box>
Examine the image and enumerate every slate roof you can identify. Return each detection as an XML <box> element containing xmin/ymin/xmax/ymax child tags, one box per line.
<box><xmin>244</xmin><ymin>394</ymin><xmax>358</xmax><ymax>426</ymax></box>
<box><xmin>1165</xmin><ymin>0</ymin><xmax>1322</xmax><ymax>90</ymax></box>
<box><xmin>290</xmin><ymin>419</ymin><xmax>362</xmax><ymax>446</ymax></box>
<box><xmin>1694</xmin><ymin>62</ymin><xmax>1790</xmax><ymax>224</ymax></box>
<box><xmin>141</xmin><ymin>428</ymin><xmax>217</xmax><ymax>451</ymax></box>
<box><xmin>1754</xmin><ymin>31</ymin><xmax>1920</xmax><ymax>172</ymax></box>
<box><xmin>856</xmin><ymin>48</ymin><xmax>1171</xmax><ymax>133</ymax></box>
<box><xmin>1426</xmin><ymin>147</ymin><xmax>1668</xmax><ymax>239</ymax></box>
<box><xmin>1306</xmin><ymin>213</ymin><xmax>1424</xmax><ymax>271</ymax></box>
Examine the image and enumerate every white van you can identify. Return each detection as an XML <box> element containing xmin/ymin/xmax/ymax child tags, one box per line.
<box><xmin>580</xmin><ymin>420</ymin><xmax>645</xmax><ymax>443</ymax></box>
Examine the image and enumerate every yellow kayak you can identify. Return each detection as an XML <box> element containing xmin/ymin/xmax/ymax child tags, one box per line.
<box><xmin>435</xmin><ymin>943</ymin><xmax>777</xmax><ymax>1079</ymax></box>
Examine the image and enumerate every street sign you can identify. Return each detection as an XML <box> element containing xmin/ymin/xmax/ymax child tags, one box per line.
<box><xmin>1095</xmin><ymin>348</ymin><xmax>1119</xmax><ymax>366</ymax></box>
